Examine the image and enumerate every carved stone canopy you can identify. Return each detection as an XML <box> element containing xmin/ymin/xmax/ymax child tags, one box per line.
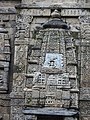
<box><xmin>43</xmin><ymin>10</ymin><xmax>70</xmax><ymax>29</ymax></box>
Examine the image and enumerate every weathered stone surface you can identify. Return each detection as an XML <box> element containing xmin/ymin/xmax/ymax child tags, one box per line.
<box><xmin>80</xmin><ymin>88</ymin><xmax>90</xmax><ymax>100</ymax></box>
<box><xmin>3</xmin><ymin>114</ymin><xmax>10</xmax><ymax>120</ymax></box>
<box><xmin>80</xmin><ymin>101</ymin><xmax>90</xmax><ymax>115</ymax></box>
<box><xmin>0</xmin><ymin>0</ymin><xmax>89</xmax><ymax>120</ymax></box>
<box><xmin>64</xmin><ymin>117</ymin><xmax>75</xmax><ymax>120</ymax></box>
<box><xmin>11</xmin><ymin>114</ymin><xmax>25</xmax><ymax>120</ymax></box>
<box><xmin>11</xmin><ymin>99</ymin><xmax>25</xmax><ymax>106</ymax></box>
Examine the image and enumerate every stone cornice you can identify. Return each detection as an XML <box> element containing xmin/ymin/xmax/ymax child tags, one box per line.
<box><xmin>0</xmin><ymin>7</ymin><xmax>17</xmax><ymax>14</ymax></box>
<box><xmin>15</xmin><ymin>3</ymin><xmax>90</xmax><ymax>9</ymax></box>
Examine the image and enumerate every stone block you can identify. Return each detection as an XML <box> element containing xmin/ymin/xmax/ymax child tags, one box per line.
<box><xmin>13</xmin><ymin>73</ymin><xmax>25</xmax><ymax>82</ymax></box>
<box><xmin>62</xmin><ymin>90</ymin><xmax>70</xmax><ymax>100</ymax></box>
<box><xmin>25</xmin><ymin>115</ymin><xmax>37</xmax><ymax>120</ymax></box>
<box><xmin>0</xmin><ymin>99</ymin><xmax>10</xmax><ymax>107</ymax></box>
<box><xmin>13</xmin><ymin>78</ymin><xmax>24</xmax><ymax>88</ymax></box>
<box><xmin>11</xmin><ymin>114</ymin><xmax>25</xmax><ymax>120</ymax></box>
<box><xmin>10</xmin><ymin>92</ymin><xmax>24</xmax><ymax>99</ymax></box>
<box><xmin>32</xmin><ymin>89</ymin><xmax>39</xmax><ymax>98</ymax></box>
<box><xmin>33</xmin><ymin>18</ymin><xmax>47</xmax><ymax>24</ymax></box>
<box><xmin>3</xmin><ymin>114</ymin><xmax>9</xmax><ymax>120</ymax></box>
<box><xmin>66</xmin><ymin>50</ymin><xmax>76</xmax><ymax>63</ymax></box>
<box><xmin>25</xmin><ymin>115</ymin><xmax>35</xmax><ymax>120</ymax></box>
<box><xmin>64</xmin><ymin>117</ymin><xmax>75</xmax><ymax>120</ymax></box>
<box><xmin>80</xmin><ymin>88</ymin><xmax>90</xmax><ymax>100</ymax></box>
<box><xmin>70</xmin><ymin>79</ymin><xmax>77</xmax><ymax>89</ymax></box>
<box><xmin>47</xmin><ymin>75</ymin><xmax>57</xmax><ymax>86</ymax></box>
<box><xmin>71</xmin><ymin>93</ymin><xmax>78</xmax><ymax>108</ymax></box>
<box><xmin>31</xmin><ymin>49</ymin><xmax>41</xmax><ymax>57</ymax></box>
<box><xmin>80</xmin><ymin>101</ymin><xmax>90</xmax><ymax>115</ymax></box>
<box><xmin>0</xmin><ymin>106</ymin><xmax>10</xmax><ymax>114</ymax></box>
<box><xmin>11</xmin><ymin>106</ymin><xmax>23</xmax><ymax>114</ymax></box>
<box><xmin>4</xmin><ymin>34</ymin><xmax>10</xmax><ymax>40</ymax></box>
<box><xmin>10</xmin><ymin>15</ymin><xmax>16</xmax><ymax>20</ymax></box>
<box><xmin>25</xmin><ymin>97</ymin><xmax>32</xmax><ymax>105</ymax></box>
<box><xmin>21</xmin><ymin>8</ymin><xmax>50</xmax><ymax>16</ymax></box>
<box><xmin>56</xmin><ymin>90</ymin><xmax>62</xmax><ymax>99</ymax></box>
<box><xmin>11</xmin><ymin>99</ymin><xmax>25</xmax><ymax>106</ymax></box>
<box><xmin>4</xmin><ymin>22</ymin><xmax>11</xmax><ymax>28</ymax></box>
<box><xmin>67</xmin><ymin>66</ymin><xmax>77</xmax><ymax>76</ymax></box>
<box><xmin>27</xmin><ymin>64</ymin><xmax>39</xmax><ymax>73</ymax></box>
<box><xmin>25</xmin><ymin>78</ymin><xmax>33</xmax><ymax>88</ymax></box>
<box><xmin>47</xmin><ymin>85</ymin><xmax>56</xmax><ymax>93</ymax></box>
<box><xmin>62</xmin><ymin>100</ymin><xmax>70</xmax><ymax>108</ymax></box>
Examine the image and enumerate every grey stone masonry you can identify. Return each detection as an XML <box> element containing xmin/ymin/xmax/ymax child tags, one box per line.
<box><xmin>0</xmin><ymin>0</ymin><xmax>90</xmax><ymax>120</ymax></box>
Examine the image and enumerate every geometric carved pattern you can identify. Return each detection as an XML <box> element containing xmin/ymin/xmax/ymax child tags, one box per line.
<box><xmin>0</xmin><ymin>32</ymin><xmax>10</xmax><ymax>92</ymax></box>
<box><xmin>13</xmin><ymin>73</ymin><xmax>25</xmax><ymax>87</ymax></box>
<box><xmin>14</xmin><ymin>45</ymin><xmax>27</xmax><ymax>73</ymax></box>
<box><xmin>80</xmin><ymin>101</ymin><xmax>90</xmax><ymax>115</ymax></box>
<box><xmin>25</xmin><ymin>26</ymin><xmax>78</xmax><ymax>109</ymax></box>
<box><xmin>25</xmin><ymin>73</ymin><xmax>70</xmax><ymax>107</ymax></box>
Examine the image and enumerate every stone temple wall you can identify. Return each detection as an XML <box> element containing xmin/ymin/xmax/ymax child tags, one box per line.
<box><xmin>0</xmin><ymin>3</ymin><xmax>17</xmax><ymax>120</ymax></box>
<box><xmin>79</xmin><ymin>16</ymin><xmax>90</xmax><ymax>120</ymax></box>
<box><xmin>0</xmin><ymin>0</ymin><xmax>90</xmax><ymax>120</ymax></box>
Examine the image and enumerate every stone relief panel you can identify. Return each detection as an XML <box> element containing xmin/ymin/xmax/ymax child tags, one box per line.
<box><xmin>80</xmin><ymin>88</ymin><xmax>90</xmax><ymax>100</ymax></box>
<box><xmin>79</xmin><ymin>15</ymin><xmax>90</xmax><ymax>23</ymax></box>
<box><xmin>20</xmin><ymin>8</ymin><xmax>80</xmax><ymax>113</ymax></box>
<box><xmin>43</xmin><ymin>53</ymin><xmax>63</xmax><ymax>69</ymax></box>
<box><xmin>11</xmin><ymin>114</ymin><xmax>24</xmax><ymax>120</ymax></box>
<box><xmin>25</xmin><ymin>72</ymin><xmax>71</xmax><ymax>107</ymax></box>
<box><xmin>80</xmin><ymin>22</ymin><xmax>90</xmax><ymax>87</ymax></box>
<box><xmin>71</xmin><ymin>93</ymin><xmax>78</xmax><ymax>107</ymax></box>
<box><xmin>67</xmin><ymin>66</ymin><xmax>77</xmax><ymax>76</ymax></box>
<box><xmin>11</xmin><ymin>11</ymin><xmax>32</xmax><ymax>120</ymax></box>
<box><xmin>14</xmin><ymin>45</ymin><xmax>27</xmax><ymax>73</ymax></box>
<box><xmin>15</xmin><ymin>14</ymin><xmax>33</xmax><ymax>46</ymax></box>
<box><xmin>64</xmin><ymin>117</ymin><xmax>75</xmax><ymax>120</ymax></box>
<box><xmin>24</xmin><ymin>26</ymin><xmax>79</xmax><ymax>109</ymax></box>
<box><xmin>0</xmin><ymin>33</ymin><xmax>10</xmax><ymax>92</ymax></box>
<box><xmin>25</xmin><ymin>115</ymin><xmax>37</xmax><ymax>120</ymax></box>
<box><xmin>80</xmin><ymin>101</ymin><xmax>90</xmax><ymax>115</ymax></box>
<box><xmin>32</xmin><ymin>72</ymin><xmax>46</xmax><ymax>85</ymax></box>
<box><xmin>0</xmin><ymin>65</ymin><xmax>8</xmax><ymax>91</ymax></box>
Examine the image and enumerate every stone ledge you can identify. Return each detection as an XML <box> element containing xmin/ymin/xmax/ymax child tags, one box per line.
<box><xmin>0</xmin><ymin>7</ymin><xmax>16</xmax><ymax>14</ymax></box>
<box><xmin>15</xmin><ymin>3</ymin><xmax>89</xmax><ymax>9</ymax></box>
<box><xmin>70</xmin><ymin>89</ymin><xmax>79</xmax><ymax>93</ymax></box>
<box><xmin>23</xmin><ymin>107</ymin><xmax>79</xmax><ymax>117</ymax></box>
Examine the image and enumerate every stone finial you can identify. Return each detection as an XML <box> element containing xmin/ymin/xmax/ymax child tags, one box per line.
<box><xmin>51</xmin><ymin>9</ymin><xmax>61</xmax><ymax>18</ymax></box>
<box><xmin>43</xmin><ymin>9</ymin><xmax>69</xmax><ymax>29</ymax></box>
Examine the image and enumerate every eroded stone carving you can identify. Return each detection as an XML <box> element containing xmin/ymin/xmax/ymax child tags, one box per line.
<box><xmin>0</xmin><ymin>28</ymin><xmax>10</xmax><ymax>92</ymax></box>
<box><xmin>79</xmin><ymin>15</ymin><xmax>90</xmax><ymax>23</ymax></box>
<box><xmin>43</xmin><ymin>53</ymin><xmax>63</xmax><ymax>69</ymax></box>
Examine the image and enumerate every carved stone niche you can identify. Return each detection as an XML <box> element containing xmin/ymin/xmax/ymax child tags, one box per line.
<box><xmin>42</xmin><ymin>53</ymin><xmax>64</xmax><ymax>74</ymax></box>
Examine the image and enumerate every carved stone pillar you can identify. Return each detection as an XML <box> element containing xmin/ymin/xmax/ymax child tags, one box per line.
<box><xmin>79</xmin><ymin>15</ymin><xmax>90</xmax><ymax>120</ymax></box>
<box><xmin>10</xmin><ymin>8</ymin><xmax>33</xmax><ymax>120</ymax></box>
